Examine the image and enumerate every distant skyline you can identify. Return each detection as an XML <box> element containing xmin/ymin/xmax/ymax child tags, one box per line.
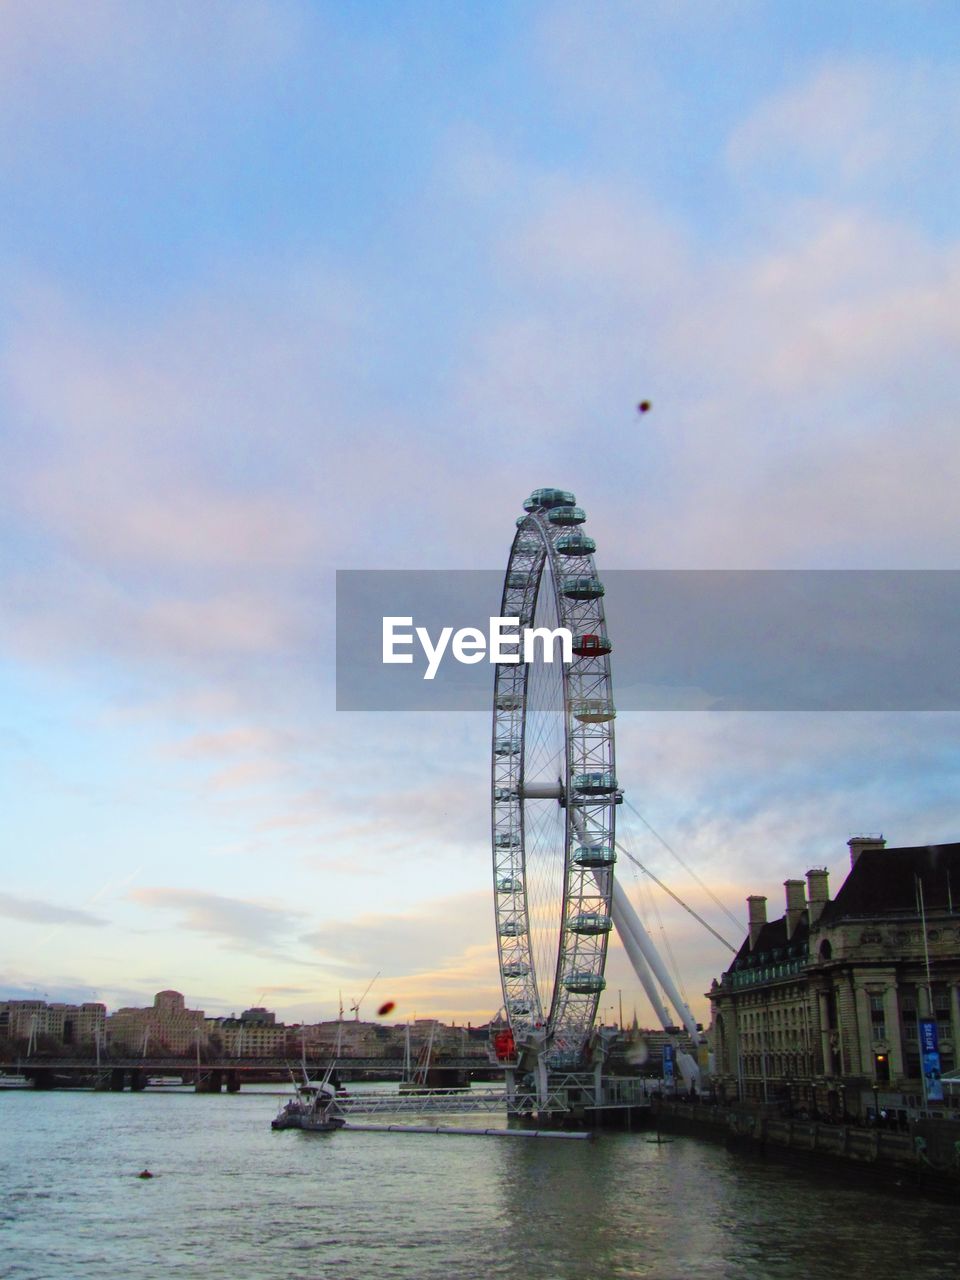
<box><xmin>3</xmin><ymin>2</ymin><xmax>960</xmax><ymax>1027</ymax></box>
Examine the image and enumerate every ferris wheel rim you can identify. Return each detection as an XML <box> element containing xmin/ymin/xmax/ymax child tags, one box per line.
<box><xmin>491</xmin><ymin>489</ymin><xmax>618</xmax><ymax>1065</ymax></box>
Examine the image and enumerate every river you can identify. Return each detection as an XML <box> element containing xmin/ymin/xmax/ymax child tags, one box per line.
<box><xmin>2</xmin><ymin>1086</ymin><xmax>958</xmax><ymax>1279</ymax></box>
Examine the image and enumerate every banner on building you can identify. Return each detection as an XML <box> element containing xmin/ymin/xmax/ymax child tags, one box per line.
<box><xmin>662</xmin><ymin>1042</ymin><xmax>675</xmax><ymax>1083</ymax></box>
<box><xmin>919</xmin><ymin>1017</ymin><xmax>944</xmax><ymax>1103</ymax></box>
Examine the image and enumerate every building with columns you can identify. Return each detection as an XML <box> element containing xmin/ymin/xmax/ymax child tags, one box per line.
<box><xmin>709</xmin><ymin>837</ymin><xmax>960</xmax><ymax>1123</ymax></box>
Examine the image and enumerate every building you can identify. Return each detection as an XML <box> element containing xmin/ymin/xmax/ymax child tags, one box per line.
<box><xmin>0</xmin><ymin>1000</ymin><xmax>106</xmax><ymax>1050</ymax></box>
<box><xmin>106</xmin><ymin>990</ymin><xmax>207</xmax><ymax>1056</ymax></box>
<box><xmin>205</xmin><ymin>1007</ymin><xmax>287</xmax><ymax>1058</ymax></box>
<box><xmin>0</xmin><ymin>992</ymin><xmax>497</xmax><ymax>1065</ymax></box>
<box><xmin>616</xmin><ymin>1024</ymin><xmax>699</xmax><ymax>1075</ymax></box>
<box><xmin>709</xmin><ymin>837</ymin><xmax>960</xmax><ymax>1123</ymax></box>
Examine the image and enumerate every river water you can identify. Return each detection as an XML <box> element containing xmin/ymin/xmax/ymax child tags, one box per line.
<box><xmin>2</xmin><ymin>1086</ymin><xmax>958</xmax><ymax>1280</ymax></box>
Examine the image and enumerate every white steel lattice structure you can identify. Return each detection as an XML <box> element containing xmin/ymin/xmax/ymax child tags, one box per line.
<box><xmin>492</xmin><ymin>487</ymin><xmax>620</xmax><ymax>1068</ymax></box>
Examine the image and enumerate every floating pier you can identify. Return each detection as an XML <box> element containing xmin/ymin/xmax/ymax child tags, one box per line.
<box><xmin>341</xmin><ymin>1123</ymin><xmax>592</xmax><ymax>1139</ymax></box>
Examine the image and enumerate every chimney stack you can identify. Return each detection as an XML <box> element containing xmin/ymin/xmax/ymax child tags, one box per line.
<box><xmin>784</xmin><ymin>879</ymin><xmax>806</xmax><ymax>938</ymax></box>
<box><xmin>747</xmin><ymin>895</ymin><xmax>767</xmax><ymax>949</ymax></box>
<box><xmin>806</xmin><ymin>868</ymin><xmax>830</xmax><ymax>924</ymax></box>
<box><xmin>848</xmin><ymin>834</ymin><xmax>885</xmax><ymax>869</ymax></box>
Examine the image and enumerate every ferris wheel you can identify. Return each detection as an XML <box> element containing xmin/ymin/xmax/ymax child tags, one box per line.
<box><xmin>492</xmin><ymin>487</ymin><xmax>619</xmax><ymax>1067</ymax></box>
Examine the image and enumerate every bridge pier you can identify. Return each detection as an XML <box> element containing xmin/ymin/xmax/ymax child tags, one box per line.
<box><xmin>421</xmin><ymin>1067</ymin><xmax>452</xmax><ymax>1089</ymax></box>
<box><xmin>129</xmin><ymin>1070</ymin><xmax>146</xmax><ymax>1092</ymax></box>
<box><xmin>226</xmin><ymin>1071</ymin><xmax>241</xmax><ymax>1093</ymax></box>
<box><xmin>196</xmin><ymin>1069</ymin><xmax>223</xmax><ymax>1093</ymax></box>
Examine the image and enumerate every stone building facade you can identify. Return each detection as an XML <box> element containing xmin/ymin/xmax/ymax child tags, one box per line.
<box><xmin>204</xmin><ymin>1017</ymin><xmax>287</xmax><ymax>1058</ymax></box>
<box><xmin>106</xmin><ymin>989</ymin><xmax>207</xmax><ymax>1055</ymax></box>
<box><xmin>709</xmin><ymin>837</ymin><xmax>960</xmax><ymax>1122</ymax></box>
<box><xmin>0</xmin><ymin>999</ymin><xmax>106</xmax><ymax>1050</ymax></box>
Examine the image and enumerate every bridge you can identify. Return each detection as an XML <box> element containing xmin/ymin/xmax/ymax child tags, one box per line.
<box><xmin>1</xmin><ymin>1052</ymin><xmax>657</xmax><ymax>1128</ymax></box>
<box><xmin>0</xmin><ymin>1053</ymin><xmax>501</xmax><ymax>1092</ymax></box>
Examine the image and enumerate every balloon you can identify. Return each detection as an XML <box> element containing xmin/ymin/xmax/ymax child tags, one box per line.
<box><xmin>377</xmin><ymin>1001</ymin><xmax>396</xmax><ymax>1017</ymax></box>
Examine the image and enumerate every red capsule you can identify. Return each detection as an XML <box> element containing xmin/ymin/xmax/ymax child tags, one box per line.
<box><xmin>377</xmin><ymin>1001</ymin><xmax>396</xmax><ymax>1017</ymax></box>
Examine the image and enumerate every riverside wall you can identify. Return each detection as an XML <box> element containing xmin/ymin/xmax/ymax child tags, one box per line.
<box><xmin>652</xmin><ymin>1100</ymin><xmax>960</xmax><ymax>1198</ymax></box>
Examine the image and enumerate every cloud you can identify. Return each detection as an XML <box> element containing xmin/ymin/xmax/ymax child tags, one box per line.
<box><xmin>203</xmin><ymin>760</ymin><xmax>294</xmax><ymax>794</ymax></box>
<box><xmin>3</xmin><ymin>13</ymin><xmax>959</xmax><ymax>1027</ymax></box>
<box><xmin>664</xmin><ymin>211</ymin><xmax>960</xmax><ymax>407</ymax></box>
<box><xmin>371</xmin><ymin>944</ymin><xmax>503</xmax><ymax>1022</ymax></box>
<box><xmin>0</xmin><ymin>972</ymin><xmax>137</xmax><ymax>1007</ymax></box>
<box><xmin>2</xmin><ymin>264</ymin><xmax>359</xmax><ymax>571</ymax></box>
<box><xmin>248</xmin><ymin>716</ymin><xmax>492</xmax><ymax>860</ymax></box>
<box><xmin>303</xmin><ymin>890</ymin><xmax>493</xmax><ymax>979</ymax></box>
<box><xmin>727</xmin><ymin>59</ymin><xmax>960</xmax><ymax>189</ymax></box>
<box><xmin>128</xmin><ymin>887</ymin><xmax>306</xmax><ymax>947</ymax></box>
<box><xmin>728</xmin><ymin>62</ymin><xmax>890</xmax><ymax>181</ymax></box>
<box><xmin>0</xmin><ymin>892</ymin><xmax>107</xmax><ymax>927</ymax></box>
<box><xmin>254</xmin><ymin>985</ymin><xmax>315</xmax><ymax>997</ymax></box>
<box><xmin>311</xmin><ymin>780</ymin><xmax>488</xmax><ymax>863</ymax></box>
<box><xmin>0</xmin><ymin>260</ymin><xmax>370</xmax><ymax>697</ymax></box>
<box><xmin>0</xmin><ymin>1</ymin><xmax>305</xmax><ymax>147</ymax></box>
<box><xmin>535</xmin><ymin>0</ymin><xmax>755</xmax><ymax>114</ymax></box>
<box><xmin>164</xmin><ymin>726</ymin><xmax>296</xmax><ymax>760</ymax></box>
<box><xmin>446</xmin><ymin>149</ymin><xmax>960</xmax><ymax>568</ymax></box>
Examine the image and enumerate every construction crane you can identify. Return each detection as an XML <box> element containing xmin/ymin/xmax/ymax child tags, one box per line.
<box><xmin>349</xmin><ymin>972</ymin><xmax>380</xmax><ymax>1021</ymax></box>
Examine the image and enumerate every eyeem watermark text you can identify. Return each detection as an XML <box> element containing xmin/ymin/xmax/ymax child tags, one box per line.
<box><xmin>383</xmin><ymin>616</ymin><xmax>573</xmax><ymax>680</ymax></box>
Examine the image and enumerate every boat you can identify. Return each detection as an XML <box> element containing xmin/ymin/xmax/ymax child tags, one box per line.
<box><xmin>272</xmin><ymin>1035</ymin><xmax>346</xmax><ymax>1132</ymax></box>
<box><xmin>272</xmin><ymin>1080</ymin><xmax>345</xmax><ymax>1132</ymax></box>
<box><xmin>0</xmin><ymin>1073</ymin><xmax>30</xmax><ymax>1089</ymax></box>
<box><xmin>300</xmin><ymin>1090</ymin><xmax>346</xmax><ymax>1133</ymax></box>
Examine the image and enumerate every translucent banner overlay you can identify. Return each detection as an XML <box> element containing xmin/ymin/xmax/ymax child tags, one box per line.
<box><xmin>335</xmin><ymin>570</ymin><xmax>960</xmax><ymax>711</ymax></box>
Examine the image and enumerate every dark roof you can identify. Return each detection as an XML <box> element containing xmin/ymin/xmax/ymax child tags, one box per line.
<box><xmin>820</xmin><ymin>842</ymin><xmax>960</xmax><ymax>922</ymax></box>
<box><xmin>731</xmin><ymin>916</ymin><xmax>809</xmax><ymax>970</ymax></box>
<box><xmin>725</xmin><ymin>841</ymin><xmax>960</xmax><ymax>973</ymax></box>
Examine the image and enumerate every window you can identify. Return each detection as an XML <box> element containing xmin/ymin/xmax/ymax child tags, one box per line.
<box><xmin>901</xmin><ymin>996</ymin><xmax>920</xmax><ymax>1078</ymax></box>
<box><xmin>934</xmin><ymin>989</ymin><xmax>953</xmax><ymax>1066</ymax></box>
<box><xmin>825</xmin><ymin>989</ymin><xmax>838</xmax><ymax>1030</ymax></box>
<box><xmin>902</xmin><ymin>997</ymin><xmax>918</xmax><ymax>1043</ymax></box>
<box><xmin>870</xmin><ymin>994</ymin><xmax>886</xmax><ymax>1042</ymax></box>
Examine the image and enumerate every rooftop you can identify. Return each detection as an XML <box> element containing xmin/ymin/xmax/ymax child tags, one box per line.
<box><xmin>821</xmin><ymin>841</ymin><xmax>960</xmax><ymax>921</ymax></box>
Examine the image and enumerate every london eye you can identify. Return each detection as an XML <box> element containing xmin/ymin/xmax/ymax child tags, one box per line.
<box><xmin>492</xmin><ymin>487</ymin><xmax>619</xmax><ymax>1067</ymax></box>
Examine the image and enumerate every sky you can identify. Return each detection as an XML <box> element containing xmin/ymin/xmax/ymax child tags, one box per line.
<box><xmin>2</xmin><ymin>1</ymin><xmax>960</xmax><ymax>1029</ymax></box>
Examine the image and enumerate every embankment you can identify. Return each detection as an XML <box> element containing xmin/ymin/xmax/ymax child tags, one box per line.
<box><xmin>652</xmin><ymin>1101</ymin><xmax>960</xmax><ymax>1199</ymax></box>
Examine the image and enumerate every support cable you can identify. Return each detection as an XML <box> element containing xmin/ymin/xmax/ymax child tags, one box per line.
<box><xmin>614</xmin><ymin>838</ymin><xmax>737</xmax><ymax>954</ymax></box>
<box><xmin>623</xmin><ymin>798</ymin><xmax>742</xmax><ymax>931</ymax></box>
